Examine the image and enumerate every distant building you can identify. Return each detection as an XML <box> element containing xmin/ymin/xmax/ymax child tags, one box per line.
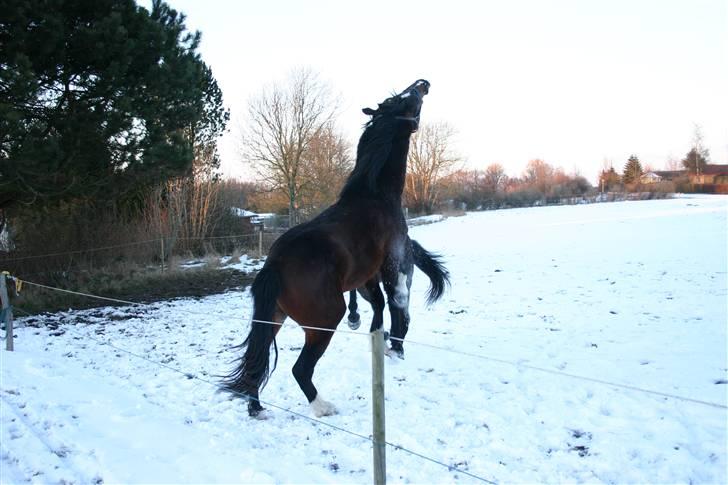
<box><xmin>230</xmin><ymin>208</ymin><xmax>276</xmax><ymax>229</ymax></box>
<box><xmin>651</xmin><ymin>170</ymin><xmax>686</xmax><ymax>182</ymax></box>
<box><xmin>640</xmin><ymin>172</ymin><xmax>663</xmax><ymax>184</ymax></box>
<box><xmin>693</xmin><ymin>164</ymin><xmax>728</xmax><ymax>185</ymax></box>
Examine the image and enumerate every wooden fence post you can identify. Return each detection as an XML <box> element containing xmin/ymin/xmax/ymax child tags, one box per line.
<box><xmin>1</xmin><ymin>275</ymin><xmax>13</xmax><ymax>351</ymax></box>
<box><xmin>160</xmin><ymin>237</ymin><xmax>165</xmax><ymax>273</ymax></box>
<box><xmin>258</xmin><ymin>229</ymin><xmax>263</xmax><ymax>259</ymax></box>
<box><xmin>371</xmin><ymin>328</ymin><xmax>386</xmax><ymax>485</ymax></box>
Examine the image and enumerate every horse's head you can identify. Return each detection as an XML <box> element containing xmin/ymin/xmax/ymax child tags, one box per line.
<box><xmin>362</xmin><ymin>79</ymin><xmax>430</xmax><ymax>133</ymax></box>
<box><xmin>341</xmin><ymin>79</ymin><xmax>430</xmax><ymax>197</ymax></box>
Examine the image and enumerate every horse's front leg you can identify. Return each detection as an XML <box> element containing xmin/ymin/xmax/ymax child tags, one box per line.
<box><xmin>363</xmin><ymin>278</ymin><xmax>385</xmax><ymax>333</ymax></box>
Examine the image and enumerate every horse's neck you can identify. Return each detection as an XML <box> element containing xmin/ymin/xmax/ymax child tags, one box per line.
<box><xmin>378</xmin><ymin>139</ymin><xmax>409</xmax><ymax>199</ymax></box>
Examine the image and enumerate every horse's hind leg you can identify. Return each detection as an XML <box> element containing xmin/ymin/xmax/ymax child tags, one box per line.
<box><xmin>382</xmin><ymin>253</ymin><xmax>412</xmax><ymax>358</ymax></box>
<box><xmin>290</xmin><ymin>287</ymin><xmax>346</xmax><ymax>417</ymax></box>
<box><xmin>292</xmin><ymin>329</ymin><xmax>339</xmax><ymax>417</ymax></box>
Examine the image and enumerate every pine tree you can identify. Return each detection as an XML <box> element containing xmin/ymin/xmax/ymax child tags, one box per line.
<box><xmin>0</xmin><ymin>0</ymin><xmax>228</xmax><ymax>210</ymax></box>
<box><xmin>622</xmin><ymin>155</ymin><xmax>643</xmax><ymax>185</ymax></box>
<box><xmin>681</xmin><ymin>147</ymin><xmax>709</xmax><ymax>175</ymax></box>
<box><xmin>599</xmin><ymin>167</ymin><xmax>622</xmax><ymax>191</ymax></box>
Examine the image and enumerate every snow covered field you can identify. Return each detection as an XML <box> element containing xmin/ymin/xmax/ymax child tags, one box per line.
<box><xmin>2</xmin><ymin>196</ymin><xmax>726</xmax><ymax>484</ymax></box>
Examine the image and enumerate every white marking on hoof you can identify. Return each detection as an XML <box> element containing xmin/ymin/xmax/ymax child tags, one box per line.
<box><xmin>384</xmin><ymin>346</ymin><xmax>404</xmax><ymax>360</ymax></box>
<box><xmin>252</xmin><ymin>409</ymin><xmax>271</xmax><ymax>421</ymax></box>
<box><xmin>310</xmin><ymin>395</ymin><xmax>338</xmax><ymax>417</ymax></box>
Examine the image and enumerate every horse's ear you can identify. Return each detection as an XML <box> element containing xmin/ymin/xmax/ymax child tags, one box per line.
<box><xmin>362</xmin><ymin>107</ymin><xmax>377</xmax><ymax>116</ymax></box>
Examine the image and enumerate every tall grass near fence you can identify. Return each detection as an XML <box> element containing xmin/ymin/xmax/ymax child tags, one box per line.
<box><xmin>0</xmin><ymin>177</ymin><xmax>264</xmax><ymax>312</ymax></box>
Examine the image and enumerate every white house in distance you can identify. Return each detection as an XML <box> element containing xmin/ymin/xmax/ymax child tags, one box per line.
<box><xmin>230</xmin><ymin>208</ymin><xmax>276</xmax><ymax>227</ymax></box>
<box><xmin>640</xmin><ymin>172</ymin><xmax>663</xmax><ymax>184</ymax></box>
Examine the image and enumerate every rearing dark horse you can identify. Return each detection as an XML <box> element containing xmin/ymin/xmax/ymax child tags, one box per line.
<box><xmin>222</xmin><ymin>79</ymin><xmax>430</xmax><ymax>417</ymax></box>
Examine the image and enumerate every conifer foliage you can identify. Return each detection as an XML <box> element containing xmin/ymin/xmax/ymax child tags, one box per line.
<box><xmin>0</xmin><ymin>0</ymin><xmax>228</xmax><ymax>210</ymax></box>
<box><xmin>622</xmin><ymin>155</ymin><xmax>643</xmax><ymax>185</ymax></box>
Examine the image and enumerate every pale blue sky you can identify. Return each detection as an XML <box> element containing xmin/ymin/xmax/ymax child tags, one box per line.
<box><xmin>155</xmin><ymin>0</ymin><xmax>727</xmax><ymax>183</ymax></box>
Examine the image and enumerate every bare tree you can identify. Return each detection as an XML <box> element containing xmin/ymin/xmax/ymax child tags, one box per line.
<box><xmin>239</xmin><ymin>69</ymin><xmax>337</xmax><ymax>226</ymax></box>
<box><xmin>405</xmin><ymin>122</ymin><xmax>461</xmax><ymax>214</ymax></box>
<box><xmin>300</xmin><ymin>122</ymin><xmax>353</xmax><ymax>217</ymax></box>
<box><xmin>483</xmin><ymin>163</ymin><xmax>508</xmax><ymax>193</ymax></box>
<box><xmin>523</xmin><ymin>159</ymin><xmax>555</xmax><ymax>194</ymax></box>
<box><xmin>665</xmin><ymin>156</ymin><xmax>681</xmax><ymax>171</ymax></box>
<box><xmin>682</xmin><ymin>124</ymin><xmax>710</xmax><ymax>176</ymax></box>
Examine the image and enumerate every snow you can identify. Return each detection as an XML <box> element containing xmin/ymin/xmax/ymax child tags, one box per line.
<box><xmin>408</xmin><ymin>214</ymin><xmax>445</xmax><ymax>226</ymax></box>
<box><xmin>2</xmin><ymin>196</ymin><xmax>726</xmax><ymax>484</ymax></box>
<box><xmin>221</xmin><ymin>254</ymin><xmax>264</xmax><ymax>273</ymax></box>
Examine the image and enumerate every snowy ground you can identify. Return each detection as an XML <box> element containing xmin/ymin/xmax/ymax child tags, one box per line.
<box><xmin>2</xmin><ymin>196</ymin><xmax>726</xmax><ymax>484</ymax></box>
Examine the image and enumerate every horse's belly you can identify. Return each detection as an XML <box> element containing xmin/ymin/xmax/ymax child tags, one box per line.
<box><xmin>340</xmin><ymin>248</ymin><xmax>387</xmax><ymax>292</ymax></box>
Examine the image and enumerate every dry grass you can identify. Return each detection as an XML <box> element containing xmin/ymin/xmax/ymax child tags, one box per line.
<box><xmin>9</xmin><ymin>242</ymin><xmax>261</xmax><ymax>316</ymax></box>
<box><xmin>12</xmin><ymin>260</ymin><xmax>255</xmax><ymax>317</ymax></box>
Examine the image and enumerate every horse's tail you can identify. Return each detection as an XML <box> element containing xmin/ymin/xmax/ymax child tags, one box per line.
<box><xmin>221</xmin><ymin>263</ymin><xmax>281</xmax><ymax>398</ymax></box>
<box><xmin>411</xmin><ymin>239</ymin><xmax>450</xmax><ymax>305</ymax></box>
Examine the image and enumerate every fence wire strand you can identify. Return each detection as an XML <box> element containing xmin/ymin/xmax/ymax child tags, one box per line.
<box><xmin>1</xmin><ymin>232</ymin><xmax>264</xmax><ymax>264</ymax></box>
<box><xmin>0</xmin><ymin>239</ymin><xmax>163</xmax><ymax>263</ymax></box>
<box><xmin>14</xmin><ymin>278</ymin><xmax>728</xmax><ymax>412</ymax></box>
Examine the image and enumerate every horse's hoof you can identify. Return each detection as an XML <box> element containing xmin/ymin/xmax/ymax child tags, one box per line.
<box><xmin>385</xmin><ymin>347</ymin><xmax>405</xmax><ymax>360</ymax></box>
<box><xmin>347</xmin><ymin>313</ymin><xmax>361</xmax><ymax>330</ymax></box>
<box><xmin>310</xmin><ymin>395</ymin><xmax>338</xmax><ymax>417</ymax></box>
<box><xmin>248</xmin><ymin>400</ymin><xmax>265</xmax><ymax>417</ymax></box>
<box><xmin>251</xmin><ymin>409</ymin><xmax>271</xmax><ymax>420</ymax></box>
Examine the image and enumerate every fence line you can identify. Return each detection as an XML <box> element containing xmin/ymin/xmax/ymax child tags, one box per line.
<box><xmin>20</xmin><ymin>281</ymin><xmax>144</xmax><ymax>307</ymax></box>
<box><xmin>0</xmin><ymin>239</ymin><xmax>164</xmax><ymax>263</ymax></box>
<box><xmin>177</xmin><ymin>232</ymin><xmax>259</xmax><ymax>241</ymax></box>
<box><xmin>0</xmin><ymin>232</ymin><xmax>266</xmax><ymax>264</ymax></box>
<box><xmin>245</xmin><ymin>318</ymin><xmax>728</xmax><ymax>410</ymax></box>
<box><xmin>7</xmin><ymin>289</ymin><xmax>495</xmax><ymax>484</ymax></box>
<box><xmin>14</xmin><ymin>278</ymin><xmax>728</xmax><ymax>411</ymax></box>
<box><xmin>386</xmin><ymin>335</ymin><xmax>728</xmax><ymax>410</ymax></box>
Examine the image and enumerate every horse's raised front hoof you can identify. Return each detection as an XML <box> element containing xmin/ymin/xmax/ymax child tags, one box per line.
<box><xmin>347</xmin><ymin>313</ymin><xmax>361</xmax><ymax>330</ymax></box>
<box><xmin>310</xmin><ymin>395</ymin><xmax>338</xmax><ymax>417</ymax></box>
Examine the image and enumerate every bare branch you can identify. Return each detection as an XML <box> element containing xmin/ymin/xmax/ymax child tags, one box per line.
<box><xmin>237</xmin><ymin>68</ymin><xmax>339</xmax><ymax>225</ymax></box>
<box><xmin>405</xmin><ymin>121</ymin><xmax>462</xmax><ymax>214</ymax></box>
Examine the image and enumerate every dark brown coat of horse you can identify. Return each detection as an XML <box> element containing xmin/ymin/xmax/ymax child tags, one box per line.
<box><xmin>222</xmin><ymin>80</ymin><xmax>430</xmax><ymax>417</ymax></box>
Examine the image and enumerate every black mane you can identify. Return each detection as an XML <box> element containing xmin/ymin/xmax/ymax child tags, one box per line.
<box><xmin>339</xmin><ymin>115</ymin><xmax>400</xmax><ymax>197</ymax></box>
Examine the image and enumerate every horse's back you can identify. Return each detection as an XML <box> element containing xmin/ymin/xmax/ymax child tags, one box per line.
<box><xmin>263</xmin><ymin>201</ymin><xmax>403</xmax><ymax>324</ymax></box>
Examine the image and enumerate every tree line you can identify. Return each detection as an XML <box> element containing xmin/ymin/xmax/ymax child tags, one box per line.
<box><xmin>235</xmin><ymin>73</ymin><xmax>594</xmax><ymax>217</ymax></box>
<box><xmin>598</xmin><ymin>127</ymin><xmax>712</xmax><ymax>194</ymax></box>
<box><xmin>0</xmin><ymin>0</ymin><xmax>713</xmax><ymax>281</ymax></box>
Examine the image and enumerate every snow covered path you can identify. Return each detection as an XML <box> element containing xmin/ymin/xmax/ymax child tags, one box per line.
<box><xmin>2</xmin><ymin>196</ymin><xmax>726</xmax><ymax>484</ymax></box>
